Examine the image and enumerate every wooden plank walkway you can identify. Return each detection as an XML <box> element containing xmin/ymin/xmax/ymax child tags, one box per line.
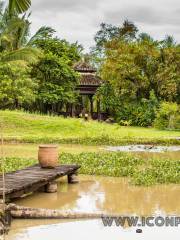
<box><xmin>0</xmin><ymin>164</ymin><xmax>80</xmax><ymax>202</ymax></box>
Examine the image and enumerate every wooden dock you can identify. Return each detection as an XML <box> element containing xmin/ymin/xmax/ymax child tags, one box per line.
<box><xmin>0</xmin><ymin>164</ymin><xmax>80</xmax><ymax>202</ymax></box>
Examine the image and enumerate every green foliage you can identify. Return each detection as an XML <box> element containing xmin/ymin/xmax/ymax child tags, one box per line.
<box><xmin>101</xmin><ymin>39</ymin><xmax>179</xmax><ymax>103</ymax></box>
<box><xmin>116</xmin><ymin>91</ymin><xmax>159</xmax><ymax>127</ymax></box>
<box><xmin>1</xmin><ymin>152</ymin><xmax>179</xmax><ymax>186</ymax></box>
<box><xmin>90</xmin><ymin>20</ymin><xmax>138</xmax><ymax>68</ymax></box>
<box><xmin>93</xmin><ymin>20</ymin><xmax>138</xmax><ymax>52</ymax></box>
<box><xmin>27</xmin><ymin>27</ymin><xmax>56</xmax><ymax>46</ymax></box>
<box><xmin>97</xmin><ymin>29</ymin><xmax>180</xmax><ymax>126</ymax></box>
<box><xmin>132</xmin><ymin>159</ymin><xmax>180</xmax><ymax>186</ymax></box>
<box><xmin>0</xmin><ymin>63</ymin><xmax>37</xmax><ymax>109</ymax></box>
<box><xmin>8</xmin><ymin>0</ymin><xmax>31</xmax><ymax>15</ymax></box>
<box><xmin>31</xmin><ymin>38</ymin><xmax>81</xmax><ymax>113</ymax></box>
<box><xmin>34</xmin><ymin>38</ymin><xmax>81</xmax><ymax>64</ymax></box>
<box><xmin>0</xmin><ymin>6</ymin><xmax>42</xmax><ymax>63</ymax></box>
<box><xmin>0</xmin><ymin>2</ymin><xmax>81</xmax><ymax>113</ymax></box>
<box><xmin>154</xmin><ymin>102</ymin><xmax>180</xmax><ymax>130</ymax></box>
<box><xmin>94</xmin><ymin>22</ymin><xmax>120</xmax><ymax>51</ymax></box>
<box><xmin>60</xmin><ymin>152</ymin><xmax>143</xmax><ymax>177</ymax></box>
<box><xmin>0</xmin><ymin>157</ymin><xmax>36</xmax><ymax>173</ymax></box>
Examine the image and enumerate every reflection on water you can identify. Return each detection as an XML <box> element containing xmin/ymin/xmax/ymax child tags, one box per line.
<box><xmin>106</xmin><ymin>145</ymin><xmax>180</xmax><ymax>153</ymax></box>
<box><xmin>14</xmin><ymin>175</ymin><xmax>180</xmax><ymax>215</ymax></box>
<box><xmin>8</xmin><ymin>175</ymin><xmax>180</xmax><ymax>240</ymax></box>
<box><xmin>106</xmin><ymin>146</ymin><xmax>180</xmax><ymax>161</ymax></box>
<box><xmin>4</xmin><ymin>143</ymin><xmax>180</xmax><ymax>161</ymax></box>
<box><xmin>8</xmin><ymin>219</ymin><xmax>180</xmax><ymax>240</ymax></box>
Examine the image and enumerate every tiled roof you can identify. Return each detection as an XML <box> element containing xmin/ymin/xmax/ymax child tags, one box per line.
<box><xmin>74</xmin><ymin>62</ymin><xmax>96</xmax><ymax>73</ymax></box>
<box><xmin>79</xmin><ymin>73</ymin><xmax>102</xmax><ymax>86</ymax></box>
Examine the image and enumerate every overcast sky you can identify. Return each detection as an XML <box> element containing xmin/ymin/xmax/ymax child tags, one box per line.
<box><xmin>29</xmin><ymin>0</ymin><xmax>180</xmax><ymax>52</ymax></box>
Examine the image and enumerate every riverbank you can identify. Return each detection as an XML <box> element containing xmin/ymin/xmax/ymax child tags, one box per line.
<box><xmin>1</xmin><ymin>110</ymin><xmax>180</xmax><ymax>145</ymax></box>
<box><xmin>1</xmin><ymin>152</ymin><xmax>180</xmax><ymax>186</ymax></box>
<box><xmin>0</xmin><ymin>110</ymin><xmax>180</xmax><ymax>186</ymax></box>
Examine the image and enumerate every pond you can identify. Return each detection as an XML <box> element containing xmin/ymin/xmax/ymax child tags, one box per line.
<box><xmin>3</xmin><ymin>143</ymin><xmax>180</xmax><ymax>160</ymax></box>
<box><xmin>7</xmin><ymin>175</ymin><xmax>180</xmax><ymax>240</ymax></box>
<box><xmin>105</xmin><ymin>144</ymin><xmax>180</xmax><ymax>160</ymax></box>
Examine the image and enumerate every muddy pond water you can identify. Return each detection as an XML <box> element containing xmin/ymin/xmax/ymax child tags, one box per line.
<box><xmin>4</xmin><ymin>143</ymin><xmax>180</xmax><ymax>239</ymax></box>
<box><xmin>7</xmin><ymin>175</ymin><xmax>180</xmax><ymax>240</ymax></box>
<box><xmin>4</xmin><ymin>143</ymin><xmax>180</xmax><ymax>160</ymax></box>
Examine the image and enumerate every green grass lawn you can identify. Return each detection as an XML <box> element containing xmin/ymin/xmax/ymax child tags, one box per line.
<box><xmin>0</xmin><ymin>110</ymin><xmax>179</xmax><ymax>145</ymax></box>
<box><xmin>1</xmin><ymin>110</ymin><xmax>179</xmax><ymax>186</ymax></box>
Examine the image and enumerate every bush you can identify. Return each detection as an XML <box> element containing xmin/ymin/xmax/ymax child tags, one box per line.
<box><xmin>154</xmin><ymin>102</ymin><xmax>180</xmax><ymax>130</ymax></box>
<box><xmin>116</xmin><ymin>91</ymin><xmax>159</xmax><ymax>127</ymax></box>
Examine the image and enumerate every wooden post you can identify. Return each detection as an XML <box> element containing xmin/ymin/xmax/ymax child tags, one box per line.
<box><xmin>68</xmin><ymin>171</ymin><xmax>79</xmax><ymax>184</ymax></box>
<box><xmin>45</xmin><ymin>181</ymin><xmax>58</xmax><ymax>193</ymax></box>
<box><xmin>0</xmin><ymin>202</ymin><xmax>11</xmax><ymax>235</ymax></box>
<box><xmin>89</xmin><ymin>95</ymin><xmax>93</xmax><ymax>119</ymax></box>
<box><xmin>71</xmin><ymin>103</ymin><xmax>75</xmax><ymax>117</ymax></box>
<box><xmin>65</xmin><ymin>103</ymin><xmax>69</xmax><ymax>117</ymax></box>
<box><xmin>81</xmin><ymin>95</ymin><xmax>86</xmax><ymax>118</ymax></box>
<box><xmin>97</xmin><ymin>99</ymin><xmax>101</xmax><ymax>121</ymax></box>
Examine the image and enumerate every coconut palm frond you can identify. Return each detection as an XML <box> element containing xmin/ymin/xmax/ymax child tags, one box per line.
<box><xmin>1</xmin><ymin>14</ymin><xmax>31</xmax><ymax>50</ymax></box>
<box><xmin>9</xmin><ymin>0</ymin><xmax>31</xmax><ymax>15</ymax></box>
<box><xmin>163</xmin><ymin>35</ymin><xmax>177</xmax><ymax>48</ymax></box>
<box><xmin>1</xmin><ymin>47</ymin><xmax>42</xmax><ymax>63</ymax></box>
<box><xmin>27</xmin><ymin>26</ymin><xmax>56</xmax><ymax>46</ymax></box>
<box><xmin>3</xmin><ymin>17</ymin><xmax>26</xmax><ymax>36</ymax></box>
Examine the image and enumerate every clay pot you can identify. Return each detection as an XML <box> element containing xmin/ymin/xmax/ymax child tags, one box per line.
<box><xmin>38</xmin><ymin>145</ymin><xmax>58</xmax><ymax>168</ymax></box>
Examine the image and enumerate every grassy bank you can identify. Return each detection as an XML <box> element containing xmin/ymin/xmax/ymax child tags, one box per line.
<box><xmin>1</xmin><ymin>110</ymin><xmax>180</xmax><ymax>145</ymax></box>
<box><xmin>1</xmin><ymin>152</ymin><xmax>180</xmax><ymax>186</ymax></box>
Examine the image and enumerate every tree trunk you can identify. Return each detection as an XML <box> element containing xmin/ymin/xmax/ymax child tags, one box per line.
<box><xmin>9</xmin><ymin>204</ymin><xmax>105</xmax><ymax>219</ymax></box>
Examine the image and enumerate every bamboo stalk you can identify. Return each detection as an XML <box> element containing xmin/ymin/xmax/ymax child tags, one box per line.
<box><xmin>0</xmin><ymin>121</ymin><xmax>6</xmax><ymax>239</ymax></box>
<box><xmin>0</xmin><ymin>122</ymin><xmax>6</xmax><ymax>212</ymax></box>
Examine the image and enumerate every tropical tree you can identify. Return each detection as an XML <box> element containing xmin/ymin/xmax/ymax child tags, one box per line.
<box><xmin>90</xmin><ymin>20</ymin><xmax>138</xmax><ymax>69</ymax></box>
<box><xmin>162</xmin><ymin>35</ymin><xmax>176</xmax><ymax>48</ymax></box>
<box><xmin>119</xmin><ymin>19</ymin><xmax>138</xmax><ymax>40</ymax></box>
<box><xmin>30</xmin><ymin>37</ymin><xmax>81</xmax><ymax>114</ymax></box>
<box><xmin>0</xmin><ymin>1</ymin><xmax>39</xmax><ymax>63</ymax></box>
<box><xmin>0</xmin><ymin>0</ymin><xmax>56</xmax><ymax>110</ymax></box>
<box><xmin>9</xmin><ymin>0</ymin><xmax>31</xmax><ymax>15</ymax></box>
<box><xmin>0</xmin><ymin>0</ymin><xmax>56</xmax><ymax>64</ymax></box>
<box><xmin>0</xmin><ymin>61</ymin><xmax>37</xmax><ymax>109</ymax></box>
<box><xmin>98</xmin><ymin>33</ymin><xmax>179</xmax><ymax>126</ymax></box>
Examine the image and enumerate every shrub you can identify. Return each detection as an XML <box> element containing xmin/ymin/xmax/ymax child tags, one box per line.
<box><xmin>154</xmin><ymin>102</ymin><xmax>180</xmax><ymax>130</ymax></box>
<box><xmin>117</xmin><ymin>91</ymin><xmax>159</xmax><ymax>127</ymax></box>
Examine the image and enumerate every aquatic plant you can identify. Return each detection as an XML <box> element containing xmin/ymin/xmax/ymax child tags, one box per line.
<box><xmin>1</xmin><ymin>152</ymin><xmax>179</xmax><ymax>186</ymax></box>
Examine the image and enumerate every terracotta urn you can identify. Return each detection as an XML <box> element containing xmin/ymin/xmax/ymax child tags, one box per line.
<box><xmin>38</xmin><ymin>145</ymin><xmax>58</xmax><ymax>168</ymax></box>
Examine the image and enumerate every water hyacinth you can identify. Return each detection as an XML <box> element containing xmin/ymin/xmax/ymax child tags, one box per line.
<box><xmin>0</xmin><ymin>152</ymin><xmax>179</xmax><ymax>186</ymax></box>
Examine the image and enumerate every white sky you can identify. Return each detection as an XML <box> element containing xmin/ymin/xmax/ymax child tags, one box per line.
<box><xmin>27</xmin><ymin>0</ymin><xmax>180</xmax><ymax>51</ymax></box>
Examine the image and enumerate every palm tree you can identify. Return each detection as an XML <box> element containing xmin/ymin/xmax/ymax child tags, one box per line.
<box><xmin>119</xmin><ymin>20</ymin><xmax>138</xmax><ymax>40</ymax></box>
<box><xmin>0</xmin><ymin>1</ymin><xmax>55</xmax><ymax>64</ymax></box>
<box><xmin>9</xmin><ymin>0</ymin><xmax>31</xmax><ymax>15</ymax></box>
<box><xmin>162</xmin><ymin>35</ymin><xmax>176</xmax><ymax>48</ymax></box>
